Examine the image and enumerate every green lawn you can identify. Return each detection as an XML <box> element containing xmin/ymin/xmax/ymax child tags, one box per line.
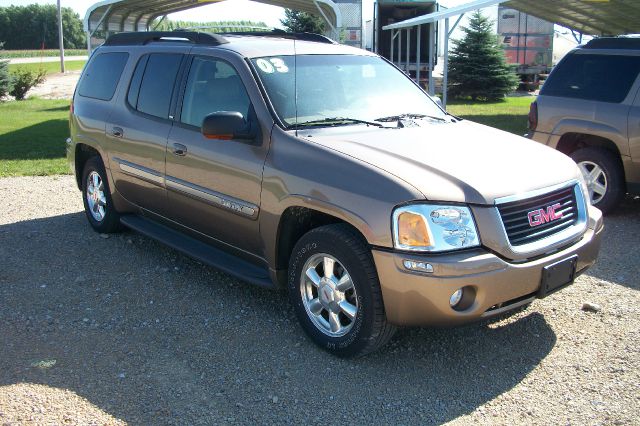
<box><xmin>447</xmin><ymin>96</ymin><xmax>533</xmax><ymax>136</ymax></box>
<box><xmin>8</xmin><ymin>60</ymin><xmax>86</xmax><ymax>75</ymax></box>
<box><xmin>1</xmin><ymin>49</ymin><xmax>87</xmax><ymax>59</ymax></box>
<box><xmin>0</xmin><ymin>96</ymin><xmax>534</xmax><ymax>178</ymax></box>
<box><xmin>0</xmin><ymin>98</ymin><xmax>71</xmax><ymax>177</ymax></box>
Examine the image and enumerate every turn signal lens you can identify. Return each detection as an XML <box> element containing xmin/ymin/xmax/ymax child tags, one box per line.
<box><xmin>397</xmin><ymin>212</ymin><xmax>431</xmax><ymax>248</ymax></box>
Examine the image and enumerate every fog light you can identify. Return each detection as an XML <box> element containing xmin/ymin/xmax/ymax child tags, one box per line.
<box><xmin>450</xmin><ymin>289</ymin><xmax>463</xmax><ymax>307</ymax></box>
<box><xmin>403</xmin><ymin>260</ymin><xmax>434</xmax><ymax>273</ymax></box>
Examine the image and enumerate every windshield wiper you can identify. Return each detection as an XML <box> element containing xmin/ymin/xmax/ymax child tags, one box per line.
<box><xmin>374</xmin><ymin>113</ymin><xmax>447</xmax><ymax>123</ymax></box>
<box><xmin>292</xmin><ymin>117</ymin><xmax>385</xmax><ymax>129</ymax></box>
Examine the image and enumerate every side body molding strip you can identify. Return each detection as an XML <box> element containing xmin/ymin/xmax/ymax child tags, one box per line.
<box><xmin>113</xmin><ymin>158</ymin><xmax>258</xmax><ymax>219</ymax></box>
<box><xmin>166</xmin><ymin>175</ymin><xmax>259</xmax><ymax>219</ymax></box>
<box><xmin>114</xmin><ymin>157</ymin><xmax>165</xmax><ymax>187</ymax></box>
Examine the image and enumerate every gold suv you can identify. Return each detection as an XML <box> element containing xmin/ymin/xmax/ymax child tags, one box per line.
<box><xmin>68</xmin><ymin>31</ymin><xmax>603</xmax><ymax>357</ymax></box>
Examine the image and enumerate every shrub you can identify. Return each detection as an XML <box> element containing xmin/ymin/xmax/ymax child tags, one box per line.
<box><xmin>0</xmin><ymin>43</ymin><xmax>10</xmax><ymax>99</ymax></box>
<box><xmin>9</xmin><ymin>67</ymin><xmax>46</xmax><ymax>100</ymax></box>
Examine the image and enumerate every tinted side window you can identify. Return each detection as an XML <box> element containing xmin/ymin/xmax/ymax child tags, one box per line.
<box><xmin>181</xmin><ymin>57</ymin><xmax>251</xmax><ymax>128</ymax></box>
<box><xmin>127</xmin><ymin>55</ymin><xmax>148</xmax><ymax>109</ymax></box>
<box><xmin>78</xmin><ymin>52</ymin><xmax>129</xmax><ymax>101</ymax></box>
<box><xmin>541</xmin><ymin>53</ymin><xmax>640</xmax><ymax>103</ymax></box>
<box><xmin>136</xmin><ymin>54</ymin><xmax>183</xmax><ymax>119</ymax></box>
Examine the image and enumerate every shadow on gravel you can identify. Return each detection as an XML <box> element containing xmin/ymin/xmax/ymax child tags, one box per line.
<box><xmin>583</xmin><ymin>195</ymin><xmax>640</xmax><ymax>291</ymax></box>
<box><xmin>1</xmin><ymin>212</ymin><xmax>558</xmax><ymax>424</ymax></box>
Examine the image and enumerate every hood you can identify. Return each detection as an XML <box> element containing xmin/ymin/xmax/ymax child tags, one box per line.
<box><xmin>300</xmin><ymin>120</ymin><xmax>581</xmax><ymax>205</ymax></box>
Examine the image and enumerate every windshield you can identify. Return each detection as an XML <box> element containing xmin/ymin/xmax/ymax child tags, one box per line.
<box><xmin>251</xmin><ymin>54</ymin><xmax>446</xmax><ymax>127</ymax></box>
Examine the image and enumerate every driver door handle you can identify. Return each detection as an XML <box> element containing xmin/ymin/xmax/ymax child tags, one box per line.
<box><xmin>172</xmin><ymin>143</ymin><xmax>187</xmax><ymax>156</ymax></box>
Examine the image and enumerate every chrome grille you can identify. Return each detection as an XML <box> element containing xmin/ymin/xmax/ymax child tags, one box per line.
<box><xmin>497</xmin><ymin>185</ymin><xmax>579</xmax><ymax>246</ymax></box>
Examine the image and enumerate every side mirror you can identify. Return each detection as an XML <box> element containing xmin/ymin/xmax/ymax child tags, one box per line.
<box><xmin>433</xmin><ymin>97</ymin><xmax>444</xmax><ymax>109</ymax></box>
<box><xmin>202</xmin><ymin>112</ymin><xmax>255</xmax><ymax>141</ymax></box>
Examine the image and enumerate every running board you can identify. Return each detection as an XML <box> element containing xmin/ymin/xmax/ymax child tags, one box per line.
<box><xmin>120</xmin><ymin>215</ymin><xmax>273</xmax><ymax>289</ymax></box>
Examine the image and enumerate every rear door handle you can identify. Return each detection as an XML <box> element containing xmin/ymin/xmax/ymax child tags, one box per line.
<box><xmin>111</xmin><ymin>127</ymin><xmax>124</xmax><ymax>138</ymax></box>
<box><xmin>172</xmin><ymin>143</ymin><xmax>187</xmax><ymax>156</ymax></box>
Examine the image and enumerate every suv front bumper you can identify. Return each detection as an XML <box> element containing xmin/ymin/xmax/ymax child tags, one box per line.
<box><xmin>372</xmin><ymin>211</ymin><xmax>603</xmax><ymax>327</ymax></box>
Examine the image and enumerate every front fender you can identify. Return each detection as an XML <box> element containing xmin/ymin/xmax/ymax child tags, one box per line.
<box><xmin>258</xmin><ymin>126</ymin><xmax>423</xmax><ymax>270</ymax></box>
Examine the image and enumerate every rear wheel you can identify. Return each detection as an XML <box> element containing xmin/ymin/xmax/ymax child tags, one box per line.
<box><xmin>570</xmin><ymin>147</ymin><xmax>624</xmax><ymax>214</ymax></box>
<box><xmin>81</xmin><ymin>156</ymin><xmax>122</xmax><ymax>233</ymax></box>
<box><xmin>288</xmin><ymin>224</ymin><xmax>396</xmax><ymax>357</ymax></box>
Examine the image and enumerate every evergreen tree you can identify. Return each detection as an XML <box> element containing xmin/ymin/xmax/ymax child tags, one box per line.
<box><xmin>448</xmin><ymin>11</ymin><xmax>518</xmax><ymax>101</ymax></box>
<box><xmin>0</xmin><ymin>43</ymin><xmax>11</xmax><ymax>99</ymax></box>
<box><xmin>280</xmin><ymin>9</ymin><xmax>325</xmax><ymax>33</ymax></box>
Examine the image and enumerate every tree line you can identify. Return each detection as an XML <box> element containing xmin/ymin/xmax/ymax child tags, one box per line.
<box><xmin>0</xmin><ymin>4</ymin><xmax>85</xmax><ymax>50</ymax></box>
<box><xmin>151</xmin><ymin>19</ymin><xmax>269</xmax><ymax>33</ymax></box>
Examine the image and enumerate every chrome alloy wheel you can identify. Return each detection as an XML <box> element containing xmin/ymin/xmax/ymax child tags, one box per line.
<box><xmin>86</xmin><ymin>171</ymin><xmax>107</xmax><ymax>222</ymax></box>
<box><xmin>300</xmin><ymin>253</ymin><xmax>359</xmax><ymax>337</ymax></box>
<box><xmin>578</xmin><ymin>160</ymin><xmax>608</xmax><ymax>205</ymax></box>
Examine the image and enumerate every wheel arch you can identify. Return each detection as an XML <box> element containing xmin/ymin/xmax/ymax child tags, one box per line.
<box><xmin>556</xmin><ymin>132</ymin><xmax>623</xmax><ymax>162</ymax></box>
<box><xmin>272</xmin><ymin>205</ymin><xmax>370</xmax><ymax>287</ymax></box>
<box><xmin>74</xmin><ymin>143</ymin><xmax>102</xmax><ymax>190</ymax></box>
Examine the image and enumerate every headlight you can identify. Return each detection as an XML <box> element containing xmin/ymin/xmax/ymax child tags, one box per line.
<box><xmin>393</xmin><ymin>204</ymin><xmax>480</xmax><ymax>252</ymax></box>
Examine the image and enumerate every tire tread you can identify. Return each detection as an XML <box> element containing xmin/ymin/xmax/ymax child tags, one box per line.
<box><xmin>81</xmin><ymin>156</ymin><xmax>123</xmax><ymax>233</ymax></box>
<box><xmin>300</xmin><ymin>224</ymin><xmax>396</xmax><ymax>357</ymax></box>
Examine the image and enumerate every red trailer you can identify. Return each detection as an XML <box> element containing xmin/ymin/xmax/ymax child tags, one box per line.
<box><xmin>498</xmin><ymin>5</ymin><xmax>554</xmax><ymax>89</ymax></box>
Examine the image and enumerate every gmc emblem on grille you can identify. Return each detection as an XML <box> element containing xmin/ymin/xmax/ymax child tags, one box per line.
<box><xmin>528</xmin><ymin>203</ymin><xmax>563</xmax><ymax>227</ymax></box>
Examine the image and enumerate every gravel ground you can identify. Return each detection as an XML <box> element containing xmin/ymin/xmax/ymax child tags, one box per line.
<box><xmin>27</xmin><ymin>72</ymin><xmax>80</xmax><ymax>100</ymax></box>
<box><xmin>0</xmin><ymin>175</ymin><xmax>638</xmax><ymax>425</ymax></box>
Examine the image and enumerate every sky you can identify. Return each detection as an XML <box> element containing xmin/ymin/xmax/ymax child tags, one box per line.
<box><xmin>0</xmin><ymin>0</ymin><xmax>479</xmax><ymax>29</ymax></box>
<box><xmin>0</xmin><ymin>0</ymin><xmax>580</xmax><ymax>53</ymax></box>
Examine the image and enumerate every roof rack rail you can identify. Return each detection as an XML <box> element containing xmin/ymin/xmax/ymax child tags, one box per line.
<box><xmin>220</xmin><ymin>29</ymin><xmax>335</xmax><ymax>44</ymax></box>
<box><xmin>104</xmin><ymin>31</ymin><xmax>228</xmax><ymax>47</ymax></box>
<box><xmin>584</xmin><ymin>37</ymin><xmax>640</xmax><ymax>50</ymax></box>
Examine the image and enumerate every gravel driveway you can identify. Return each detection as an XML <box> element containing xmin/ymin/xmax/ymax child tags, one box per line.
<box><xmin>0</xmin><ymin>175</ymin><xmax>638</xmax><ymax>425</ymax></box>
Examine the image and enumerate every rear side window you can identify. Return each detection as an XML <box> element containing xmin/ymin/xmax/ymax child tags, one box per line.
<box><xmin>129</xmin><ymin>53</ymin><xmax>183</xmax><ymax>119</ymax></box>
<box><xmin>127</xmin><ymin>55</ymin><xmax>148</xmax><ymax>109</ymax></box>
<box><xmin>78</xmin><ymin>52</ymin><xmax>129</xmax><ymax>101</ymax></box>
<box><xmin>541</xmin><ymin>53</ymin><xmax>640</xmax><ymax>103</ymax></box>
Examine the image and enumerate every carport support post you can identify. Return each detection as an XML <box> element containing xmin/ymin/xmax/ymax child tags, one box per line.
<box><xmin>428</xmin><ymin>22</ymin><xmax>434</xmax><ymax>95</ymax></box>
<box><xmin>443</xmin><ymin>17</ymin><xmax>449</xmax><ymax>108</ymax></box>
<box><xmin>416</xmin><ymin>25</ymin><xmax>421</xmax><ymax>86</ymax></box>
<box><xmin>57</xmin><ymin>0</ymin><xmax>65</xmax><ymax>73</ymax></box>
<box><xmin>406</xmin><ymin>28</ymin><xmax>410</xmax><ymax>73</ymax></box>
<box><xmin>390</xmin><ymin>30</ymin><xmax>394</xmax><ymax>66</ymax></box>
<box><xmin>398</xmin><ymin>29</ymin><xmax>402</xmax><ymax>66</ymax></box>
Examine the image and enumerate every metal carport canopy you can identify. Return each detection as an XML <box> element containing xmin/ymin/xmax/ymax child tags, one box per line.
<box><xmin>383</xmin><ymin>0</ymin><xmax>640</xmax><ymax>36</ymax></box>
<box><xmin>85</xmin><ymin>0</ymin><xmax>342</xmax><ymax>43</ymax></box>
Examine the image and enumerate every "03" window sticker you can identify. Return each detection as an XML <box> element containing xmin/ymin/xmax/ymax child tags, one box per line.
<box><xmin>256</xmin><ymin>57</ymin><xmax>289</xmax><ymax>74</ymax></box>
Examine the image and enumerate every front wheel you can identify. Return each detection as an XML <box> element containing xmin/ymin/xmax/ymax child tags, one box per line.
<box><xmin>570</xmin><ymin>147</ymin><xmax>625</xmax><ymax>214</ymax></box>
<box><xmin>288</xmin><ymin>224</ymin><xmax>396</xmax><ymax>357</ymax></box>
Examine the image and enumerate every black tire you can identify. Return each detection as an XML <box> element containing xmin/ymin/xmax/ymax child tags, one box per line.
<box><xmin>81</xmin><ymin>156</ymin><xmax>122</xmax><ymax>233</ymax></box>
<box><xmin>288</xmin><ymin>224</ymin><xmax>396</xmax><ymax>357</ymax></box>
<box><xmin>570</xmin><ymin>147</ymin><xmax>625</xmax><ymax>214</ymax></box>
